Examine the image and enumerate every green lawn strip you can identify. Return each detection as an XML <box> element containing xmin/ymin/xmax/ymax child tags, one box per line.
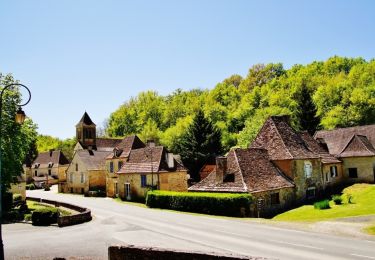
<box><xmin>27</xmin><ymin>201</ymin><xmax>72</xmax><ymax>216</ymax></box>
<box><xmin>113</xmin><ymin>197</ymin><xmax>147</xmax><ymax>208</ymax></box>
<box><xmin>273</xmin><ymin>184</ymin><xmax>375</xmax><ymax>222</ymax></box>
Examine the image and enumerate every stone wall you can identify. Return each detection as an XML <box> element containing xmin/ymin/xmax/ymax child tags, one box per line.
<box><xmin>159</xmin><ymin>171</ymin><xmax>188</xmax><ymax>192</ymax></box>
<box><xmin>108</xmin><ymin>245</ymin><xmax>263</xmax><ymax>260</ymax></box>
<box><xmin>293</xmin><ymin>159</ymin><xmax>323</xmax><ymax>202</ymax></box>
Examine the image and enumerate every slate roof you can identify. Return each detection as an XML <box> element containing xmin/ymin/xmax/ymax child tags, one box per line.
<box><xmin>314</xmin><ymin>124</ymin><xmax>375</xmax><ymax>157</ymax></box>
<box><xmin>250</xmin><ymin>116</ymin><xmax>318</xmax><ymax>160</ymax></box>
<box><xmin>117</xmin><ymin>146</ymin><xmax>186</xmax><ymax>174</ymax></box>
<box><xmin>32</xmin><ymin>150</ymin><xmax>70</xmax><ymax>169</ymax></box>
<box><xmin>189</xmin><ymin>148</ymin><xmax>294</xmax><ymax>193</ymax></box>
<box><xmin>76</xmin><ymin>150</ymin><xmax>110</xmax><ymax>170</ymax></box>
<box><xmin>299</xmin><ymin>131</ymin><xmax>341</xmax><ymax>164</ymax></box>
<box><xmin>76</xmin><ymin>112</ymin><xmax>95</xmax><ymax>126</ymax></box>
<box><xmin>106</xmin><ymin>135</ymin><xmax>145</xmax><ymax>159</ymax></box>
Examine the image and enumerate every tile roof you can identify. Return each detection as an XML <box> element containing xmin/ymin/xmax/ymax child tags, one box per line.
<box><xmin>106</xmin><ymin>135</ymin><xmax>145</xmax><ymax>159</ymax></box>
<box><xmin>314</xmin><ymin>124</ymin><xmax>375</xmax><ymax>157</ymax></box>
<box><xmin>76</xmin><ymin>150</ymin><xmax>110</xmax><ymax>170</ymax></box>
<box><xmin>96</xmin><ymin>138</ymin><xmax>123</xmax><ymax>149</ymax></box>
<box><xmin>32</xmin><ymin>150</ymin><xmax>70</xmax><ymax>168</ymax></box>
<box><xmin>117</xmin><ymin>146</ymin><xmax>186</xmax><ymax>174</ymax></box>
<box><xmin>189</xmin><ymin>148</ymin><xmax>294</xmax><ymax>193</ymax></box>
<box><xmin>339</xmin><ymin>135</ymin><xmax>375</xmax><ymax>157</ymax></box>
<box><xmin>76</xmin><ymin>112</ymin><xmax>96</xmax><ymax>126</ymax></box>
<box><xmin>250</xmin><ymin>116</ymin><xmax>319</xmax><ymax>160</ymax></box>
<box><xmin>299</xmin><ymin>131</ymin><xmax>341</xmax><ymax>164</ymax></box>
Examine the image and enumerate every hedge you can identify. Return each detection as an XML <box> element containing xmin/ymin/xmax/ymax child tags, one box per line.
<box><xmin>314</xmin><ymin>199</ymin><xmax>330</xmax><ymax>210</ymax></box>
<box><xmin>146</xmin><ymin>191</ymin><xmax>252</xmax><ymax>217</ymax></box>
<box><xmin>31</xmin><ymin>207</ymin><xmax>59</xmax><ymax>226</ymax></box>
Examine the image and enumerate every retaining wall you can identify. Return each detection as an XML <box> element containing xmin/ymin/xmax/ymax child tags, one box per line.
<box><xmin>108</xmin><ymin>245</ymin><xmax>266</xmax><ymax>260</ymax></box>
<box><xmin>26</xmin><ymin>197</ymin><xmax>92</xmax><ymax>227</ymax></box>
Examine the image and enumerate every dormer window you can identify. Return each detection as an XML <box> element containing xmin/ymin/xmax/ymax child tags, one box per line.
<box><xmin>48</xmin><ymin>162</ymin><xmax>54</xmax><ymax>168</ymax></box>
<box><xmin>223</xmin><ymin>173</ymin><xmax>235</xmax><ymax>182</ymax></box>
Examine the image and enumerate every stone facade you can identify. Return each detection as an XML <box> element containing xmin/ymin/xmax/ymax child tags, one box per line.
<box><xmin>341</xmin><ymin>156</ymin><xmax>375</xmax><ymax>183</ymax></box>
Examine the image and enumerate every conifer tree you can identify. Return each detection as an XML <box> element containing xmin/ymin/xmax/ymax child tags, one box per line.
<box><xmin>174</xmin><ymin>110</ymin><xmax>222</xmax><ymax>181</ymax></box>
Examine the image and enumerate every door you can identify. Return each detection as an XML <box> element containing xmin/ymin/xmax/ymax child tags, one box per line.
<box><xmin>125</xmin><ymin>183</ymin><xmax>131</xmax><ymax>200</ymax></box>
<box><xmin>114</xmin><ymin>182</ymin><xmax>118</xmax><ymax>197</ymax></box>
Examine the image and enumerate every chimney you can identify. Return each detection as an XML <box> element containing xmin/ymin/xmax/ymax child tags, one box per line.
<box><xmin>147</xmin><ymin>140</ymin><xmax>156</xmax><ymax>148</ymax></box>
<box><xmin>49</xmin><ymin>149</ymin><xmax>54</xmax><ymax>157</ymax></box>
<box><xmin>215</xmin><ymin>156</ymin><xmax>227</xmax><ymax>184</ymax></box>
<box><xmin>166</xmin><ymin>153</ymin><xmax>175</xmax><ymax>169</ymax></box>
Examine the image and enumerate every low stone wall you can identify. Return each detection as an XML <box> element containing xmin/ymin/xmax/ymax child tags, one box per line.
<box><xmin>108</xmin><ymin>245</ymin><xmax>266</xmax><ymax>260</ymax></box>
<box><xmin>26</xmin><ymin>197</ymin><xmax>92</xmax><ymax>227</ymax></box>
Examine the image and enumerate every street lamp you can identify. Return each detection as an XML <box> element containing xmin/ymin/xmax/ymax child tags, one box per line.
<box><xmin>0</xmin><ymin>83</ymin><xmax>31</xmax><ymax>260</ymax></box>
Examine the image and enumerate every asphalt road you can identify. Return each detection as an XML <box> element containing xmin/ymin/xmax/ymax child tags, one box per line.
<box><xmin>3</xmin><ymin>187</ymin><xmax>375</xmax><ymax>260</ymax></box>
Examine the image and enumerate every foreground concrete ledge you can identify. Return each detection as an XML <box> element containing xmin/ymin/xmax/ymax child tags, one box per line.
<box><xmin>26</xmin><ymin>196</ymin><xmax>92</xmax><ymax>227</ymax></box>
<box><xmin>109</xmin><ymin>245</ymin><xmax>268</xmax><ymax>260</ymax></box>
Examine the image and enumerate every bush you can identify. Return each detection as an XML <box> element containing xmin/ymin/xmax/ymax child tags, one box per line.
<box><xmin>44</xmin><ymin>186</ymin><xmax>50</xmax><ymax>191</ymax></box>
<box><xmin>31</xmin><ymin>207</ymin><xmax>59</xmax><ymax>226</ymax></box>
<box><xmin>314</xmin><ymin>199</ymin><xmax>330</xmax><ymax>210</ymax></box>
<box><xmin>13</xmin><ymin>194</ymin><xmax>23</xmax><ymax>205</ymax></box>
<box><xmin>146</xmin><ymin>191</ymin><xmax>252</xmax><ymax>217</ymax></box>
<box><xmin>26</xmin><ymin>184</ymin><xmax>35</xmax><ymax>190</ymax></box>
<box><xmin>24</xmin><ymin>213</ymin><xmax>32</xmax><ymax>221</ymax></box>
<box><xmin>332</xmin><ymin>194</ymin><xmax>342</xmax><ymax>205</ymax></box>
<box><xmin>2</xmin><ymin>192</ymin><xmax>13</xmax><ymax>212</ymax></box>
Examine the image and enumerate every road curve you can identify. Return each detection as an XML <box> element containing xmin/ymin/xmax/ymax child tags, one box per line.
<box><xmin>3</xmin><ymin>188</ymin><xmax>375</xmax><ymax>260</ymax></box>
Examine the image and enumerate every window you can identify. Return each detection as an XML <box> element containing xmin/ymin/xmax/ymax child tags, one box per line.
<box><xmin>330</xmin><ymin>166</ymin><xmax>338</xmax><ymax>178</ymax></box>
<box><xmin>271</xmin><ymin>193</ymin><xmax>280</xmax><ymax>205</ymax></box>
<box><xmin>48</xmin><ymin>169</ymin><xmax>52</xmax><ymax>176</ymax></box>
<box><xmin>118</xmin><ymin>161</ymin><xmax>123</xmax><ymax>171</ymax></box>
<box><xmin>141</xmin><ymin>175</ymin><xmax>147</xmax><ymax>187</ymax></box>
<box><xmin>115</xmin><ymin>182</ymin><xmax>118</xmax><ymax>195</ymax></box>
<box><xmin>81</xmin><ymin>173</ymin><xmax>84</xmax><ymax>183</ymax></box>
<box><xmin>109</xmin><ymin>162</ymin><xmax>114</xmax><ymax>173</ymax></box>
<box><xmin>75</xmin><ymin>163</ymin><xmax>78</xmax><ymax>171</ymax></box>
<box><xmin>304</xmin><ymin>161</ymin><xmax>312</xmax><ymax>178</ymax></box>
<box><xmin>306</xmin><ymin>187</ymin><xmax>316</xmax><ymax>199</ymax></box>
<box><xmin>223</xmin><ymin>173</ymin><xmax>235</xmax><ymax>182</ymax></box>
<box><xmin>349</xmin><ymin>168</ymin><xmax>358</xmax><ymax>178</ymax></box>
<box><xmin>35</xmin><ymin>170</ymin><xmax>37</xmax><ymax>176</ymax></box>
<box><xmin>70</xmin><ymin>173</ymin><xmax>73</xmax><ymax>183</ymax></box>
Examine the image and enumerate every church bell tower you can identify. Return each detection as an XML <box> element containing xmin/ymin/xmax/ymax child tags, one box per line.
<box><xmin>76</xmin><ymin>112</ymin><xmax>96</xmax><ymax>149</ymax></box>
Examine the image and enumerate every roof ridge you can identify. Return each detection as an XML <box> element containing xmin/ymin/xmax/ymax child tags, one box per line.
<box><xmin>270</xmin><ymin>117</ymin><xmax>294</xmax><ymax>159</ymax></box>
<box><xmin>233</xmin><ymin>149</ymin><xmax>249</xmax><ymax>193</ymax></box>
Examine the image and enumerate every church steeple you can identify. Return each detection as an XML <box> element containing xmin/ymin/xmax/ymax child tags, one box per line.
<box><xmin>76</xmin><ymin>112</ymin><xmax>96</xmax><ymax>149</ymax></box>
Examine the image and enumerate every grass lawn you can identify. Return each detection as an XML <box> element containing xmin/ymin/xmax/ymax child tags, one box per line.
<box><xmin>273</xmin><ymin>184</ymin><xmax>375</xmax><ymax>222</ymax></box>
<box><xmin>27</xmin><ymin>201</ymin><xmax>72</xmax><ymax>216</ymax></box>
<box><xmin>365</xmin><ymin>225</ymin><xmax>375</xmax><ymax>235</ymax></box>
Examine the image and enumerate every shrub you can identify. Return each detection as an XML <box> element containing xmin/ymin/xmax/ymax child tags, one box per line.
<box><xmin>26</xmin><ymin>184</ymin><xmax>35</xmax><ymax>190</ymax></box>
<box><xmin>146</xmin><ymin>191</ymin><xmax>252</xmax><ymax>217</ymax></box>
<box><xmin>2</xmin><ymin>192</ymin><xmax>13</xmax><ymax>212</ymax></box>
<box><xmin>314</xmin><ymin>199</ymin><xmax>330</xmax><ymax>210</ymax></box>
<box><xmin>24</xmin><ymin>213</ymin><xmax>32</xmax><ymax>221</ymax></box>
<box><xmin>332</xmin><ymin>194</ymin><xmax>342</xmax><ymax>205</ymax></box>
<box><xmin>13</xmin><ymin>194</ymin><xmax>23</xmax><ymax>205</ymax></box>
<box><xmin>31</xmin><ymin>207</ymin><xmax>59</xmax><ymax>226</ymax></box>
<box><xmin>44</xmin><ymin>186</ymin><xmax>51</xmax><ymax>191</ymax></box>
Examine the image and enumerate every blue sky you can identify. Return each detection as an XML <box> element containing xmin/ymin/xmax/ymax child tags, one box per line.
<box><xmin>1</xmin><ymin>0</ymin><xmax>375</xmax><ymax>139</ymax></box>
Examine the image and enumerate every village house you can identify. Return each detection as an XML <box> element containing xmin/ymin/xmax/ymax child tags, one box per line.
<box><xmin>10</xmin><ymin>174</ymin><xmax>26</xmax><ymax>200</ymax></box>
<box><xmin>116</xmin><ymin>142</ymin><xmax>188</xmax><ymax>202</ymax></box>
<box><xmin>105</xmin><ymin>135</ymin><xmax>146</xmax><ymax>197</ymax></box>
<box><xmin>314</xmin><ymin>125</ymin><xmax>375</xmax><ymax>184</ymax></box>
<box><xmin>24</xmin><ymin>150</ymin><xmax>70</xmax><ymax>188</ymax></box>
<box><xmin>190</xmin><ymin>115</ymin><xmax>343</xmax><ymax>215</ymax></box>
<box><xmin>60</xmin><ymin>112</ymin><xmax>122</xmax><ymax>194</ymax></box>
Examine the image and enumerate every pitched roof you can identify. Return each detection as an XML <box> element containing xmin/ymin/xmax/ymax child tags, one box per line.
<box><xmin>339</xmin><ymin>135</ymin><xmax>375</xmax><ymax>157</ymax></box>
<box><xmin>250</xmin><ymin>116</ymin><xmax>318</xmax><ymax>160</ymax></box>
<box><xmin>96</xmin><ymin>138</ymin><xmax>123</xmax><ymax>151</ymax></box>
<box><xmin>314</xmin><ymin>124</ymin><xmax>375</xmax><ymax>157</ymax></box>
<box><xmin>189</xmin><ymin>150</ymin><xmax>248</xmax><ymax>193</ymax></box>
<box><xmin>189</xmin><ymin>148</ymin><xmax>294</xmax><ymax>193</ymax></box>
<box><xmin>76</xmin><ymin>112</ymin><xmax>96</xmax><ymax>126</ymax></box>
<box><xmin>299</xmin><ymin>131</ymin><xmax>341</xmax><ymax>164</ymax></box>
<box><xmin>117</xmin><ymin>146</ymin><xmax>186</xmax><ymax>174</ymax></box>
<box><xmin>32</xmin><ymin>150</ymin><xmax>70</xmax><ymax>168</ymax></box>
<box><xmin>106</xmin><ymin>135</ymin><xmax>145</xmax><ymax>159</ymax></box>
<box><xmin>76</xmin><ymin>150</ymin><xmax>110</xmax><ymax>170</ymax></box>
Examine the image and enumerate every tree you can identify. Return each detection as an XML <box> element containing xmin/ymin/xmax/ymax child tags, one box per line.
<box><xmin>0</xmin><ymin>73</ymin><xmax>38</xmax><ymax>191</ymax></box>
<box><xmin>173</xmin><ymin>110</ymin><xmax>223</xmax><ymax>181</ymax></box>
<box><xmin>297</xmin><ymin>83</ymin><xmax>320</xmax><ymax>135</ymax></box>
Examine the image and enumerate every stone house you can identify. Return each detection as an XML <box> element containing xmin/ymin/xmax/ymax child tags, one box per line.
<box><xmin>60</xmin><ymin>112</ymin><xmax>123</xmax><ymax>193</ymax></box>
<box><xmin>189</xmin><ymin>148</ymin><xmax>295</xmax><ymax>216</ymax></box>
<box><xmin>250</xmin><ymin>116</ymin><xmax>341</xmax><ymax>202</ymax></box>
<box><xmin>105</xmin><ymin>135</ymin><xmax>146</xmax><ymax>197</ymax></box>
<box><xmin>10</xmin><ymin>175</ymin><xmax>26</xmax><ymax>200</ymax></box>
<box><xmin>25</xmin><ymin>150</ymin><xmax>70</xmax><ymax>188</ymax></box>
<box><xmin>116</xmin><ymin>145</ymin><xmax>188</xmax><ymax>202</ymax></box>
<box><xmin>315</xmin><ymin>125</ymin><xmax>375</xmax><ymax>184</ymax></box>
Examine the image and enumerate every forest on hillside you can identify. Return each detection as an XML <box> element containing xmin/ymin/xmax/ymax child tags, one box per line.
<box><xmin>105</xmin><ymin>56</ymin><xmax>375</xmax><ymax>153</ymax></box>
